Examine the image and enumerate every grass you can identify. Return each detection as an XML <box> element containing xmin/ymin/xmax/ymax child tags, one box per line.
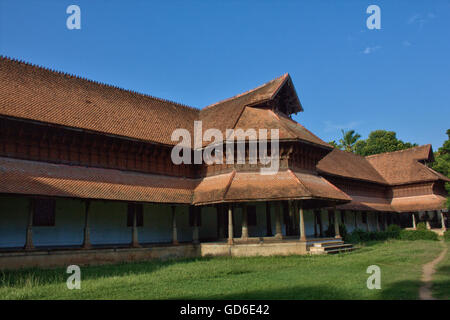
<box><xmin>432</xmin><ymin>240</ymin><xmax>450</xmax><ymax>299</ymax></box>
<box><xmin>0</xmin><ymin>240</ymin><xmax>445</xmax><ymax>300</ymax></box>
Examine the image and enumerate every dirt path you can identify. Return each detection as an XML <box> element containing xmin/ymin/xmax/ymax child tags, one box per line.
<box><xmin>419</xmin><ymin>240</ymin><xmax>447</xmax><ymax>300</ymax></box>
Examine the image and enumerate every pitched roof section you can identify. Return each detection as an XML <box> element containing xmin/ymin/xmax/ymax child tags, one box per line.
<box><xmin>0</xmin><ymin>57</ymin><xmax>199</xmax><ymax>146</ymax></box>
<box><xmin>198</xmin><ymin>74</ymin><xmax>304</xmax><ymax>145</ymax></box>
<box><xmin>1</xmin><ymin>57</ymin><xmax>310</xmax><ymax>148</ymax></box>
<box><xmin>192</xmin><ymin>169</ymin><xmax>350</xmax><ymax>205</ymax></box>
<box><xmin>366</xmin><ymin>145</ymin><xmax>449</xmax><ymax>185</ymax></box>
<box><xmin>0</xmin><ymin>157</ymin><xmax>197</xmax><ymax>203</ymax></box>
<box><xmin>317</xmin><ymin>149</ymin><xmax>387</xmax><ymax>184</ymax></box>
<box><xmin>233</xmin><ymin>107</ymin><xmax>331</xmax><ymax>148</ymax></box>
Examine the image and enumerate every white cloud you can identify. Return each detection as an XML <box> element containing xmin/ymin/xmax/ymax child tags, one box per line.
<box><xmin>362</xmin><ymin>45</ymin><xmax>381</xmax><ymax>54</ymax></box>
<box><xmin>407</xmin><ymin>13</ymin><xmax>436</xmax><ymax>29</ymax></box>
<box><xmin>402</xmin><ymin>40</ymin><xmax>412</xmax><ymax>47</ymax></box>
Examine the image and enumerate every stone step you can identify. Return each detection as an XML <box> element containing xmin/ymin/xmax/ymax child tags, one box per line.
<box><xmin>313</xmin><ymin>241</ymin><xmax>344</xmax><ymax>247</ymax></box>
<box><xmin>309</xmin><ymin>243</ymin><xmax>353</xmax><ymax>255</ymax></box>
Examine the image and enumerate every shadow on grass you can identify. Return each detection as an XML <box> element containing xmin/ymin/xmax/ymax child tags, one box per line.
<box><xmin>0</xmin><ymin>256</ymin><xmax>215</xmax><ymax>288</ymax></box>
<box><xmin>172</xmin><ymin>280</ymin><xmax>427</xmax><ymax>300</ymax></box>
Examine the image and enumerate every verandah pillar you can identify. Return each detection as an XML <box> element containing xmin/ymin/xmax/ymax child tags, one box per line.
<box><xmin>24</xmin><ymin>198</ymin><xmax>34</xmax><ymax>250</ymax></box>
<box><xmin>275</xmin><ymin>202</ymin><xmax>283</xmax><ymax>239</ymax></box>
<box><xmin>171</xmin><ymin>205</ymin><xmax>178</xmax><ymax>245</ymax></box>
<box><xmin>440</xmin><ymin>210</ymin><xmax>446</xmax><ymax>232</ymax></box>
<box><xmin>299</xmin><ymin>202</ymin><xmax>306</xmax><ymax>241</ymax></box>
<box><xmin>384</xmin><ymin>212</ymin><xmax>388</xmax><ymax>230</ymax></box>
<box><xmin>265</xmin><ymin>202</ymin><xmax>272</xmax><ymax>236</ymax></box>
<box><xmin>313</xmin><ymin>211</ymin><xmax>318</xmax><ymax>237</ymax></box>
<box><xmin>131</xmin><ymin>204</ymin><xmax>140</xmax><ymax>248</ymax></box>
<box><xmin>82</xmin><ymin>200</ymin><xmax>91</xmax><ymax>249</ymax></box>
<box><xmin>412</xmin><ymin>212</ymin><xmax>417</xmax><ymax>229</ymax></box>
<box><xmin>228</xmin><ymin>204</ymin><xmax>234</xmax><ymax>245</ymax></box>
<box><xmin>334</xmin><ymin>207</ymin><xmax>340</xmax><ymax>238</ymax></box>
<box><xmin>241</xmin><ymin>203</ymin><xmax>248</xmax><ymax>240</ymax></box>
<box><xmin>376</xmin><ymin>211</ymin><xmax>380</xmax><ymax>232</ymax></box>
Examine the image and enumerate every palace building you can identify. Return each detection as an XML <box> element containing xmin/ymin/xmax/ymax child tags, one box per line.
<box><xmin>0</xmin><ymin>56</ymin><xmax>448</xmax><ymax>269</ymax></box>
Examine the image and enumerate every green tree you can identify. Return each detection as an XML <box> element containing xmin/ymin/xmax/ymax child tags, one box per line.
<box><xmin>338</xmin><ymin>129</ymin><xmax>361</xmax><ymax>152</ymax></box>
<box><xmin>328</xmin><ymin>140</ymin><xmax>340</xmax><ymax>149</ymax></box>
<box><xmin>432</xmin><ymin>129</ymin><xmax>450</xmax><ymax>210</ymax></box>
<box><xmin>354</xmin><ymin>130</ymin><xmax>417</xmax><ymax>156</ymax></box>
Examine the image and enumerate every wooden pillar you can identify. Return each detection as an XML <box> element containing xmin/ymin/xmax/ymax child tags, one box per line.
<box><xmin>241</xmin><ymin>204</ymin><xmax>248</xmax><ymax>240</ymax></box>
<box><xmin>319</xmin><ymin>210</ymin><xmax>323</xmax><ymax>237</ymax></box>
<box><xmin>265</xmin><ymin>202</ymin><xmax>272</xmax><ymax>236</ymax></box>
<box><xmin>425</xmin><ymin>212</ymin><xmax>431</xmax><ymax>230</ymax></box>
<box><xmin>82</xmin><ymin>200</ymin><xmax>91</xmax><ymax>249</ymax></box>
<box><xmin>412</xmin><ymin>212</ymin><xmax>417</xmax><ymax>230</ymax></box>
<box><xmin>24</xmin><ymin>198</ymin><xmax>34</xmax><ymax>250</ymax></box>
<box><xmin>376</xmin><ymin>212</ymin><xmax>380</xmax><ymax>232</ymax></box>
<box><xmin>171</xmin><ymin>205</ymin><xmax>178</xmax><ymax>245</ymax></box>
<box><xmin>334</xmin><ymin>208</ymin><xmax>340</xmax><ymax>238</ymax></box>
<box><xmin>193</xmin><ymin>207</ymin><xmax>199</xmax><ymax>244</ymax></box>
<box><xmin>384</xmin><ymin>213</ymin><xmax>388</xmax><ymax>230</ymax></box>
<box><xmin>288</xmin><ymin>200</ymin><xmax>294</xmax><ymax>236</ymax></box>
<box><xmin>313</xmin><ymin>211</ymin><xmax>318</xmax><ymax>237</ymax></box>
<box><xmin>440</xmin><ymin>210</ymin><xmax>447</xmax><ymax>232</ymax></box>
<box><xmin>299</xmin><ymin>203</ymin><xmax>306</xmax><ymax>241</ymax></box>
<box><xmin>275</xmin><ymin>202</ymin><xmax>283</xmax><ymax>239</ymax></box>
<box><xmin>131</xmin><ymin>205</ymin><xmax>140</xmax><ymax>248</ymax></box>
<box><xmin>365</xmin><ymin>212</ymin><xmax>369</xmax><ymax>232</ymax></box>
<box><xmin>227</xmin><ymin>204</ymin><xmax>234</xmax><ymax>245</ymax></box>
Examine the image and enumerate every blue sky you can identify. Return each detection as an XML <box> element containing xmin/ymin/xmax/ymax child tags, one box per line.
<box><xmin>1</xmin><ymin>0</ymin><xmax>449</xmax><ymax>149</ymax></box>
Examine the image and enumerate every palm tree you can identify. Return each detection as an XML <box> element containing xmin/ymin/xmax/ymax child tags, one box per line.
<box><xmin>339</xmin><ymin>129</ymin><xmax>361</xmax><ymax>153</ymax></box>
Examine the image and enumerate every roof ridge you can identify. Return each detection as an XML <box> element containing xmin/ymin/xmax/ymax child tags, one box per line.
<box><xmin>0</xmin><ymin>55</ymin><xmax>199</xmax><ymax>112</ymax></box>
<box><xmin>201</xmin><ymin>73</ymin><xmax>289</xmax><ymax>111</ymax></box>
<box><xmin>365</xmin><ymin>144</ymin><xmax>431</xmax><ymax>158</ymax></box>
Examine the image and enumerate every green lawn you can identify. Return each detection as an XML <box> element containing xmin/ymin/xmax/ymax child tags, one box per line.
<box><xmin>0</xmin><ymin>240</ymin><xmax>446</xmax><ymax>300</ymax></box>
<box><xmin>432</xmin><ymin>240</ymin><xmax>450</xmax><ymax>299</ymax></box>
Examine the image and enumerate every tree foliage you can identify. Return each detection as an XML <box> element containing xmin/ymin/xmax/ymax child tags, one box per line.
<box><xmin>431</xmin><ymin>129</ymin><xmax>450</xmax><ymax>209</ymax></box>
<box><xmin>354</xmin><ymin>130</ymin><xmax>417</xmax><ymax>156</ymax></box>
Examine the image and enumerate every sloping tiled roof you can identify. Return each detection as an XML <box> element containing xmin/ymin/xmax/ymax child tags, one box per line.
<box><xmin>317</xmin><ymin>148</ymin><xmax>387</xmax><ymax>184</ymax></box>
<box><xmin>337</xmin><ymin>196</ymin><xmax>393</xmax><ymax>212</ymax></box>
<box><xmin>0</xmin><ymin>57</ymin><xmax>199</xmax><ymax>146</ymax></box>
<box><xmin>199</xmin><ymin>74</ymin><xmax>289</xmax><ymax>139</ymax></box>
<box><xmin>0</xmin><ymin>157</ymin><xmax>197</xmax><ymax>203</ymax></box>
<box><xmin>193</xmin><ymin>169</ymin><xmax>350</xmax><ymax>205</ymax></box>
<box><xmin>391</xmin><ymin>194</ymin><xmax>447</xmax><ymax>212</ymax></box>
<box><xmin>366</xmin><ymin>145</ymin><xmax>449</xmax><ymax>185</ymax></box>
<box><xmin>233</xmin><ymin>107</ymin><xmax>331</xmax><ymax>148</ymax></box>
<box><xmin>1</xmin><ymin>57</ymin><xmax>320</xmax><ymax>148</ymax></box>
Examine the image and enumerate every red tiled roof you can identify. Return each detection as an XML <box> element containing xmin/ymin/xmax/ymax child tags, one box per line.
<box><xmin>317</xmin><ymin>148</ymin><xmax>387</xmax><ymax>184</ymax></box>
<box><xmin>337</xmin><ymin>196</ymin><xmax>393</xmax><ymax>212</ymax></box>
<box><xmin>366</xmin><ymin>145</ymin><xmax>449</xmax><ymax>185</ymax></box>
<box><xmin>233</xmin><ymin>107</ymin><xmax>331</xmax><ymax>148</ymax></box>
<box><xmin>193</xmin><ymin>169</ymin><xmax>350</xmax><ymax>205</ymax></box>
<box><xmin>0</xmin><ymin>157</ymin><xmax>197</xmax><ymax>203</ymax></box>
<box><xmin>391</xmin><ymin>194</ymin><xmax>447</xmax><ymax>212</ymax></box>
<box><xmin>0</xmin><ymin>57</ymin><xmax>199</xmax><ymax>146</ymax></box>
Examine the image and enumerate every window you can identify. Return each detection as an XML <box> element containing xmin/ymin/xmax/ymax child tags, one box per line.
<box><xmin>127</xmin><ymin>203</ymin><xmax>143</xmax><ymax>227</ymax></box>
<box><xmin>341</xmin><ymin>211</ymin><xmax>346</xmax><ymax>224</ymax></box>
<box><xmin>362</xmin><ymin>212</ymin><xmax>367</xmax><ymax>224</ymax></box>
<box><xmin>189</xmin><ymin>207</ymin><xmax>202</xmax><ymax>227</ymax></box>
<box><xmin>247</xmin><ymin>206</ymin><xmax>257</xmax><ymax>226</ymax></box>
<box><xmin>33</xmin><ymin>198</ymin><xmax>56</xmax><ymax>226</ymax></box>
